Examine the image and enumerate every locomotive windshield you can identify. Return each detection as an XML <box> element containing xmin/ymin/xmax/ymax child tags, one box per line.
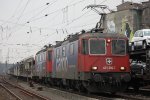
<box><xmin>112</xmin><ymin>39</ymin><xmax>126</xmax><ymax>55</ymax></box>
<box><xmin>89</xmin><ymin>39</ymin><xmax>106</xmax><ymax>54</ymax></box>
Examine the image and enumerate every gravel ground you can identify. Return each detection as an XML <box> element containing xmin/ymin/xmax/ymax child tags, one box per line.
<box><xmin>19</xmin><ymin>82</ymin><xmax>98</xmax><ymax>100</ymax></box>
<box><xmin>5</xmin><ymin>75</ymin><xmax>98</xmax><ymax>100</ymax></box>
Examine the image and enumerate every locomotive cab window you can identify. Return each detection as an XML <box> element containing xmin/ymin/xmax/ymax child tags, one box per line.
<box><xmin>112</xmin><ymin>39</ymin><xmax>126</xmax><ymax>55</ymax></box>
<box><xmin>89</xmin><ymin>39</ymin><xmax>106</xmax><ymax>55</ymax></box>
<box><xmin>48</xmin><ymin>51</ymin><xmax>52</xmax><ymax>61</ymax></box>
<box><xmin>82</xmin><ymin>39</ymin><xmax>89</xmax><ymax>54</ymax></box>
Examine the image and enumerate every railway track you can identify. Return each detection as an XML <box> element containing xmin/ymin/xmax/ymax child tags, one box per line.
<box><xmin>37</xmin><ymin>83</ymin><xmax>142</xmax><ymax>100</ymax></box>
<box><xmin>0</xmin><ymin>76</ymin><xmax>50</xmax><ymax>100</ymax></box>
<box><xmin>41</xmin><ymin>83</ymin><xmax>150</xmax><ymax>100</ymax></box>
<box><xmin>2</xmin><ymin>75</ymin><xmax>150</xmax><ymax>100</ymax></box>
<box><xmin>115</xmin><ymin>88</ymin><xmax>150</xmax><ymax>100</ymax></box>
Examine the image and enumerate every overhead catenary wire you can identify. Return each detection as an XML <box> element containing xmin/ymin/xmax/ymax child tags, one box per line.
<box><xmin>1</xmin><ymin>0</ymin><xmax>88</xmax><ymax>41</ymax></box>
<box><xmin>1</xmin><ymin>3</ymin><xmax>98</xmax><ymax>44</ymax></box>
<box><xmin>2</xmin><ymin>14</ymin><xmax>96</xmax><ymax>43</ymax></box>
<box><xmin>0</xmin><ymin>0</ymin><xmax>24</xmax><ymax>41</ymax></box>
<box><xmin>0</xmin><ymin>0</ymin><xmax>23</xmax><ymax>26</ymax></box>
<box><xmin>3</xmin><ymin>0</ymin><xmax>86</xmax><ymax>30</ymax></box>
<box><xmin>3</xmin><ymin>0</ymin><xmax>31</xmax><ymax>41</ymax></box>
<box><xmin>27</xmin><ymin>0</ymin><xmax>58</xmax><ymax>23</ymax></box>
<box><xmin>26</xmin><ymin>0</ymin><xmax>86</xmax><ymax>23</ymax></box>
<box><xmin>0</xmin><ymin>0</ymin><xmax>112</xmax><ymax>40</ymax></box>
<box><xmin>16</xmin><ymin>0</ymin><xmax>30</xmax><ymax>24</ymax></box>
<box><xmin>0</xmin><ymin>11</ymin><xmax>97</xmax><ymax>32</ymax></box>
<box><xmin>66</xmin><ymin>9</ymin><xmax>91</xmax><ymax>26</ymax></box>
<box><xmin>1</xmin><ymin>0</ymin><xmax>59</xmax><ymax>41</ymax></box>
<box><xmin>1</xmin><ymin>0</ymin><xmax>115</xmax><ymax>63</ymax></box>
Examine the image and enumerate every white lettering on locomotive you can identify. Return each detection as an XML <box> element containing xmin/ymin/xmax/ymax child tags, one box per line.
<box><xmin>103</xmin><ymin>66</ymin><xmax>115</xmax><ymax>70</ymax></box>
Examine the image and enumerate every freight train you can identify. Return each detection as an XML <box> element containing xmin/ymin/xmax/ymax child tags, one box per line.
<box><xmin>8</xmin><ymin>30</ymin><xmax>131</xmax><ymax>94</ymax></box>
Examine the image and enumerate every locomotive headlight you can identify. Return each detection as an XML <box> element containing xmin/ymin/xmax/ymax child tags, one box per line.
<box><xmin>107</xmin><ymin>39</ymin><xmax>111</xmax><ymax>43</ymax></box>
<box><xmin>91</xmin><ymin>66</ymin><xmax>98</xmax><ymax>71</ymax></box>
<box><xmin>120</xmin><ymin>66</ymin><xmax>125</xmax><ymax>71</ymax></box>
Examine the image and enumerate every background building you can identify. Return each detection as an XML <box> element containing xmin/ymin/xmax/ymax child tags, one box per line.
<box><xmin>141</xmin><ymin>0</ymin><xmax>150</xmax><ymax>28</ymax></box>
<box><xmin>103</xmin><ymin>0</ymin><xmax>150</xmax><ymax>41</ymax></box>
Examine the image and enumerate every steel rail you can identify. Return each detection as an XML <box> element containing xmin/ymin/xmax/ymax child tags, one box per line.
<box><xmin>0</xmin><ymin>83</ymin><xmax>23</xmax><ymax>100</ymax></box>
<box><xmin>20</xmin><ymin>90</ymin><xmax>33</xmax><ymax>97</ymax></box>
<box><xmin>3</xmin><ymin>79</ymin><xmax>50</xmax><ymax>100</ymax></box>
<box><xmin>116</xmin><ymin>93</ymin><xmax>148</xmax><ymax>100</ymax></box>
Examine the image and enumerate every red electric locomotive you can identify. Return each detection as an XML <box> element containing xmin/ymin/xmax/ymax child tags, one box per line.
<box><xmin>52</xmin><ymin>31</ymin><xmax>131</xmax><ymax>93</ymax></box>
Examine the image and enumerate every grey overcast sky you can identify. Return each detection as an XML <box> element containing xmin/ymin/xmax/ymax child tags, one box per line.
<box><xmin>0</xmin><ymin>0</ymin><xmax>147</xmax><ymax>63</ymax></box>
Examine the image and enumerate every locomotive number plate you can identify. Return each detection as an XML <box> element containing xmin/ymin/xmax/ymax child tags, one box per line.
<box><xmin>103</xmin><ymin>66</ymin><xmax>115</xmax><ymax>70</ymax></box>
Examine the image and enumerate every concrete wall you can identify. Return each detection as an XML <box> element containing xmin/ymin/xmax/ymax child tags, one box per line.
<box><xmin>117</xmin><ymin>2</ymin><xmax>143</xmax><ymax>11</ymax></box>
<box><xmin>142</xmin><ymin>1</ymin><xmax>150</xmax><ymax>28</ymax></box>
<box><xmin>103</xmin><ymin>9</ymin><xmax>142</xmax><ymax>42</ymax></box>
